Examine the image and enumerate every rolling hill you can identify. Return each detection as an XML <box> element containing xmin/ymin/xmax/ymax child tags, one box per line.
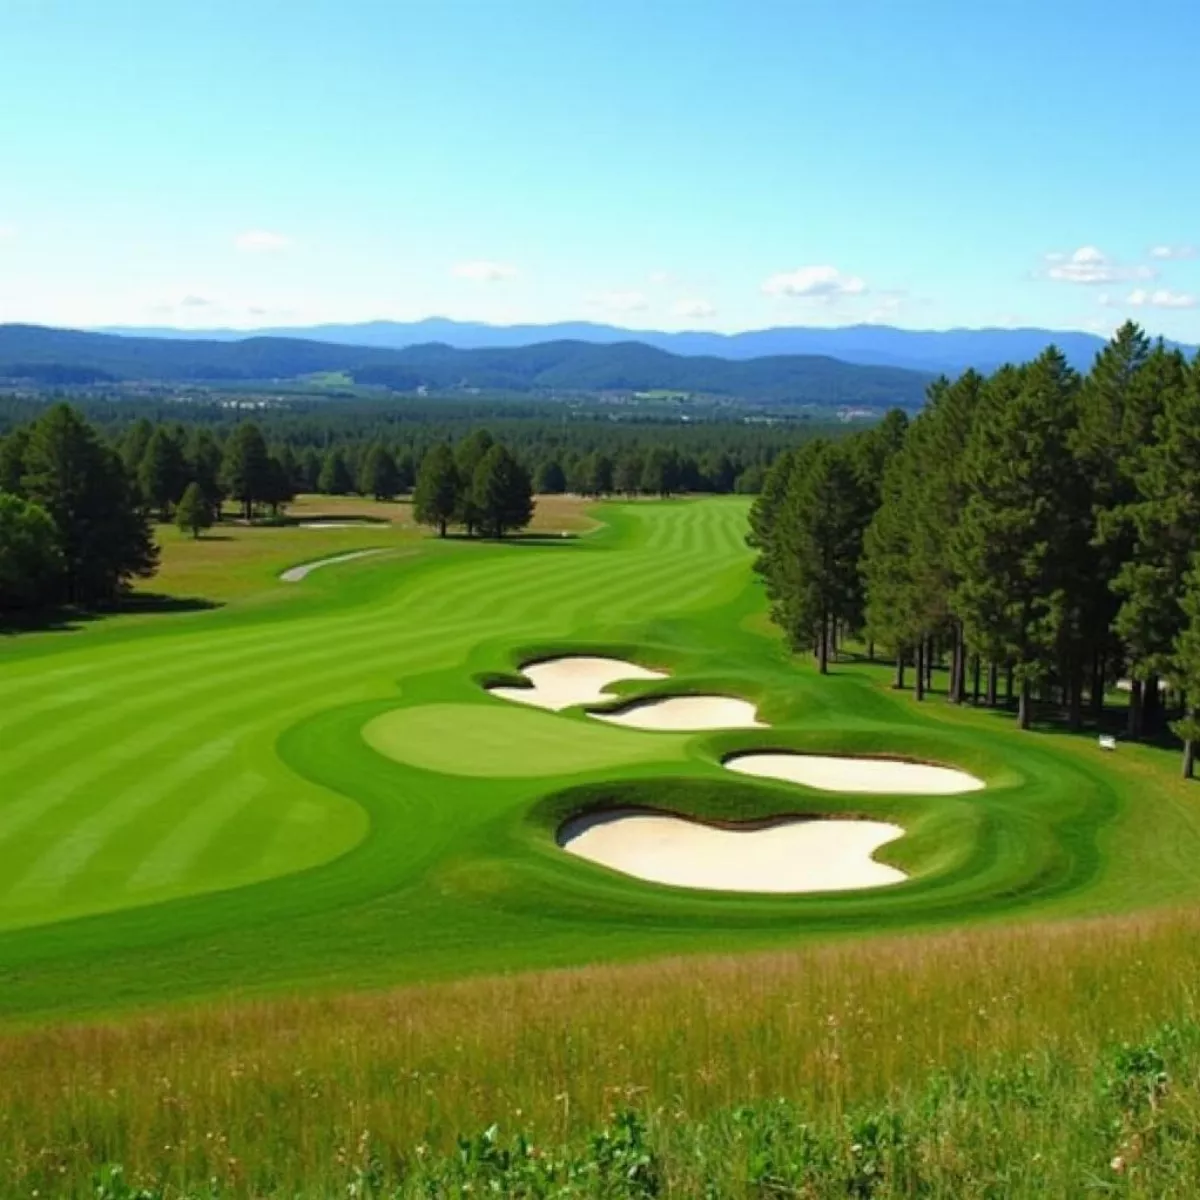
<box><xmin>0</xmin><ymin>324</ymin><xmax>934</xmax><ymax>407</ymax></box>
<box><xmin>98</xmin><ymin>317</ymin><xmax>1194</xmax><ymax>373</ymax></box>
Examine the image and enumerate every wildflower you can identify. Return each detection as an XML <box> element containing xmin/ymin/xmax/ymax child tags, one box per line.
<box><xmin>1111</xmin><ymin>1155</ymin><xmax>1126</xmax><ymax>1174</ymax></box>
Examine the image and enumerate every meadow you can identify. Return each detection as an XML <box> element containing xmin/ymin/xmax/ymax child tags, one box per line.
<box><xmin>3</xmin><ymin>495</ymin><xmax>1200</xmax><ymax>1195</ymax></box>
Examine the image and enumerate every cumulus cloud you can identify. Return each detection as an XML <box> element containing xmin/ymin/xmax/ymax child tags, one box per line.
<box><xmin>589</xmin><ymin>290</ymin><xmax>650</xmax><ymax>314</ymax></box>
<box><xmin>1043</xmin><ymin>245</ymin><xmax>1155</xmax><ymax>285</ymax></box>
<box><xmin>761</xmin><ymin>265</ymin><xmax>867</xmax><ymax>301</ymax></box>
<box><xmin>235</xmin><ymin>229</ymin><xmax>292</xmax><ymax>253</ymax></box>
<box><xmin>673</xmin><ymin>298</ymin><xmax>717</xmax><ymax>319</ymax></box>
<box><xmin>451</xmin><ymin>260</ymin><xmax>519</xmax><ymax>283</ymax></box>
<box><xmin>1148</xmin><ymin>244</ymin><xmax>1197</xmax><ymax>260</ymax></box>
<box><xmin>1127</xmin><ymin>288</ymin><xmax>1197</xmax><ymax>309</ymax></box>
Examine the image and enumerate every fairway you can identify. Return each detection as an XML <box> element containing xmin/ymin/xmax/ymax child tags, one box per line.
<box><xmin>3</xmin><ymin>496</ymin><xmax>1200</xmax><ymax>1022</ymax></box>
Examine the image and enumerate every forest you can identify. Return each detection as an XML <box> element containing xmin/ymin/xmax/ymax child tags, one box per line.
<box><xmin>750</xmin><ymin>322</ymin><xmax>1200</xmax><ymax>776</ymax></box>
<box><xmin>0</xmin><ymin>398</ymin><xmax>812</xmax><ymax>617</ymax></box>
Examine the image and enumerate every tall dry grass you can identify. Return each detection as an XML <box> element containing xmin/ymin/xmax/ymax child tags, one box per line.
<box><xmin>3</xmin><ymin>908</ymin><xmax>1200</xmax><ymax>1194</ymax></box>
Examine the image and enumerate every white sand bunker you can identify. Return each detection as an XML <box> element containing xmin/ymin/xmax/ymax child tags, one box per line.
<box><xmin>592</xmin><ymin>695</ymin><xmax>765</xmax><ymax>731</ymax></box>
<box><xmin>726</xmin><ymin>752</ymin><xmax>983</xmax><ymax>795</ymax></box>
<box><xmin>298</xmin><ymin>520</ymin><xmax>384</xmax><ymax>529</ymax></box>
<box><xmin>280</xmin><ymin>549</ymin><xmax>382</xmax><ymax>583</ymax></box>
<box><xmin>487</xmin><ymin>657</ymin><xmax>667</xmax><ymax>712</ymax></box>
<box><xmin>560</xmin><ymin>810</ymin><xmax>905</xmax><ymax>893</ymax></box>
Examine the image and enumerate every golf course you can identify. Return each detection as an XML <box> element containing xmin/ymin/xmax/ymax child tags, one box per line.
<box><xmin>3</xmin><ymin>495</ymin><xmax>1200</xmax><ymax>1025</ymax></box>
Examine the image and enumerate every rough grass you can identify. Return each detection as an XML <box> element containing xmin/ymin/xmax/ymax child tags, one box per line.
<box><xmin>4</xmin><ymin>906</ymin><xmax>1200</xmax><ymax>1196</ymax></box>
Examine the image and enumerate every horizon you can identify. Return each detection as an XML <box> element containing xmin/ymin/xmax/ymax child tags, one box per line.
<box><xmin>1</xmin><ymin>0</ymin><xmax>1197</xmax><ymax>343</ymax></box>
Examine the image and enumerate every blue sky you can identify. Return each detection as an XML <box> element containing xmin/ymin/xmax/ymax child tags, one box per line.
<box><xmin>1</xmin><ymin>0</ymin><xmax>1198</xmax><ymax>339</ymax></box>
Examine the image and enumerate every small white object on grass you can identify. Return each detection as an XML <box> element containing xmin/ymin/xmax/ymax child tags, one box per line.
<box><xmin>1099</xmin><ymin>735</ymin><xmax>1117</xmax><ymax>751</ymax></box>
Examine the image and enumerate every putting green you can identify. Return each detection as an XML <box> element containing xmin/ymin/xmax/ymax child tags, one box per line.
<box><xmin>363</xmin><ymin>703</ymin><xmax>687</xmax><ymax>776</ymax></box>
<box><xmin>0</xmin><ymin>496</ymin><xmax>1198</xmax><ymax>1023</ymax></box>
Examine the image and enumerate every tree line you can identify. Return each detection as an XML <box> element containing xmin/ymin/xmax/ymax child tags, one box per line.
<box><xmin>750</xmin><ymin>323</ymin><xmax>1200</xmax><ymax>777</ymax></box>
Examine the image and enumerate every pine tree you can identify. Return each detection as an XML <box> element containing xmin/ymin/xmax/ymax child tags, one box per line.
<box><xmin>318</xmin><ymin>448</ymin><xmax>354</xmax><ymax>495</ymax></box>
<box><xmin>186</xmin><ymin>428</ymin><xmax>225</xmax><ymax>521</ymax></box>
<box><xmin>951</xmin><ymin>348</ymin><xmax>1084</xmax><ymax>729</ymax></box>
<box><xmin>138</xmin><ymin>427</ymin><xmax>188</xmax><ymax>520</ymax></box>
<box><xmin>360</xmin><ymin>445</ymin><xmax>400</xmax><ymax>500</ymax></box>
<box><xmin>455</xmin><ymin>429</ymin><xmax>495</xmax><ymax>534</ymax></box>
<box><xmin>1172</xmin><ymin>556</ymin><xmax>1200</xmax><ymax>780</ymax></box>
<box><xmin>21</xmin><ymin>404</ymin><xmax>158</xmax><ymax>605</ymax></box>
<box><xmin>175</xmin><ymin>482</ymin><xmax>212</xmax><ymax>539</ymax></box>
<box><xmin>220</xmin><ymin>422</ymin><xmax>271</xmax><ymax>520</ymax></box>
<box><xmin>0</xmin><ymin>428</ymin><xmax>29</xmax><ymax>496</ymax></box>
<box><xmin>0</xmin><ymin>492</ymin><xmax>64</xmax><ymax>612</ymax></box>
<box><xmin>471</xmin><ymin>444</ymin><xmax>534</xmax><ymax>538</ymax></box>
<box><xmin>614</xmin><ymin>451</ymin><xmax>643</xmax><ymax>496</ymax></box>
<box><xmin>536</xmin><ymin>460</ymin><xmax>567</xmax><ymax>494</ymax></box>
<box><xmin>413</xmin><ymin>443</ymin><xmax>462</xmax><ymax>537</ymax></box>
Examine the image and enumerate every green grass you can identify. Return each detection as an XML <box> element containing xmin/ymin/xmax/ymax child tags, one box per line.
<box><xmin>2</xmin><ymin>495</ymin><xmax>1200</xmax><ymax>1027</ymax></box>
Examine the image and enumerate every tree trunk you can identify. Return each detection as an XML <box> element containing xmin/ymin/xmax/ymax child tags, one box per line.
<box><xmin>1183</xmin><ymin>737</ymin><xmax>1196</xmax><ymax>781</ymax></box>
<box><xmin>949</xmin><ymin>624</ymin><xmax>966</xmax><ymax>704</ymax></box>
<box><xmin>894</xmin><ymin>651</ymin><xmax>906</xmax><ymax>690</ymax></box>
<box><xmin>1005</xmin><ymin>665</ymin><xmax>1015</xmax><ymax>706</ymax></box>
<box><xmin>1090</xmin><ymin>651</ymin><xmax>1106</xmax><ymax>721</ymax></box>
<box><xmin>1144</xmin><ymin>674</ymin><xmax>1161</xmax><ymax>735</ymax></box>
<box><xmin>438</xmin><ymin>518</ymin><xmax>447</xmax><ymax>538</ymax></box>
<box><xmin>1067</xmin><ymin>665</ymin><xmax>1083</xmax><ymax>731</ymax></box>
<box><xmin>818</xmin><ymin>611</ymin><xmax>829</xmax><ymax>675</ymax></box>
<box><xmin>972</xmin><ymin>655</ymin><xmax>982</xmax><ymax>705</ymax></box>
<box><xmin>1018</xmin><ymin>678</ymin><xmax>1032</xmax><ymax>730</ymax></box>
<box><xmin>986</xmin><ymin>662</ymin><xmax>998</xmax><ymax>707</ymax></box>
<box><xmin>868</xmin><ymin>639</ymin><xmax>875</xmax><ymax>663</ymax></box>
<box><xmin>925</xmin><ymin>639</ymin><xmax>935</xmax><ymax>692</ymax></box>
<box><xmin>1128</xmin><ymin>679</ymin><xmax>1143</xmax><ymax>740</ymax></box>
<box><xmin>915</xmin><ymin>641</ymin><xmax>926</xmax><ymax>701</ymax></box>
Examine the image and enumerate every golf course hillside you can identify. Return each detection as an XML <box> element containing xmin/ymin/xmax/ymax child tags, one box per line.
<box><xmin>3</xmin><ymin>493</ymin><xmax>1200</xmax><ymax>1028</ymax></box>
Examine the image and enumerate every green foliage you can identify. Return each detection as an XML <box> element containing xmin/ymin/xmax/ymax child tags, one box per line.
<box><xmin>175</xmin><ymin>481</ymin><xmax>213</xmax><ymax>540</ymax></box>
<box><xmin>536</xmin><ymin>458</ymin><xmax>567</xmax><ymax>494</ymax></box>
<box><xmin>317</xmin><ymin>447</ymin><xmax>355</xmax><ymax>495</ymax></box>
<box><xmin>220</xmin><ymin>421</ymin><xmax>271</xmax><ymax>519</ymax></box>
<box><xmin>470</xmin><ymin>443</ymin><xmax>534</xmax><ymax>538</ymax></box>
<box><xmin>20</xmin><ymin>403</ymin><xmax>157</xmax><ymax>606</ymax></box>
<box><xmin>0</xmin><ymin>426</ymin><xmax>29</xmax><ymax>494</ymax></box>
<box><xmin>0</xmin><ymin>490</ymin><xmax>63</xmax><ymax>611</ymax></box>
<box><xmin>412</xmin><ymin>442</ymin><xmax>461</xmax><ymax>536</ymax></box>
<box><xmin>137</xmin><ymin>425</ymin><xmax>188</xmax><ymax>518</ymax></box>
<box><xmin>360</xmin><ymin>443</ymin><xmax>401</xmax><ymax>500</ymax></box>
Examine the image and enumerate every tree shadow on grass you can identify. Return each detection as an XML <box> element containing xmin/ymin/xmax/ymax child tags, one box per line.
<box><xmin>0</xmin><ymin>594</ymin><xmax>221</xmax><ymax>637</ymax></box>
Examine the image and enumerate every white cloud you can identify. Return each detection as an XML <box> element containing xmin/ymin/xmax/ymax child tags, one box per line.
<box><xmin>1149</xmin><ymin>244</ymin><xmax>1197</xmax><ymax>260</ymax></box>
<box><xmin>235</xmin><ymin>229</ymin><xmax>292</xmax><ymax>253</ymax></box>
<box><xmin>588</xmin><ymin>289</ymin><xmax>650</xmax><ymax>314</ymax></box>
<box><xmin>1043</xmin><ymin>245</ymin><xmax>1155</xmax><ymax>285</ymax></box>
<box><xmin>1127</xmin><ymin>287</ymin><xmax>1197</xmax><ymax>309</ymax></box>
<box><xmin>648</xmin><ymin>270</ymin><xmax>671</xmax><ymax>286</ymax></box>
<box><xmin>451</xmin><ymin>260</ymin><xmax>519</xmax><ymax>283</ymax></box>
<box><xmin>761</xmin><ymin>265</ymin><xmax>867</xmax><ymax>301</ymax></box>
<box><xmin>673</xmin><ymin>297</ymin><xmax>716</xmax><ymax>319</ymax></box>
<box><xmin>180</xmin><ymin>294</ymin><xmax>213</xmax><ymax>308</ymax></box>
<box><xmin>0</xmin><ymin>225</ymin><xmax>14</xmax><ymax>240</ymax></box>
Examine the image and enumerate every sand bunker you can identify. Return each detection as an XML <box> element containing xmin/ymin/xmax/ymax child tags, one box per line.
<box><xmin>559</xmin><ymin>809</ymin><xmax>905</xmax><ymax>893</ymax></box>
<box><xmin>592</xmin><ymin>695</ymin><xmax>765</xmax><ymax>731</ymax></box>
<box><xmin>298</xmin><ymin>520</ymin><xmax>385</xmax><ymax>529</ymax></box>
<box><xmin>726</xmin><ymin>752</ymin><xmax>983</xmax><ymax>794</ymax></box>
<box><xmin>487</xmin><ymin>657</ymin><xmax>668</xmax><ymax>712</ymax></box>
<box><xmin>280</xmin><ymin>549</ymin><xmax>382</xmax><ymax>583</ymax></box>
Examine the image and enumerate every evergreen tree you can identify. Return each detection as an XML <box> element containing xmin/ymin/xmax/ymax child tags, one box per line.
<box><xmin>21</xmin><ymin>404</ymin><xmax>158</xmax><ymax>605</ymax></box>
<box><xmin>455</xmin><ymin>429</ymin><xmax>495</xmax><ymax>534</ymax></box>
<box><xmin>317</xmin><ymin>448</ymin><xmax>354</xmax><ymax>495</ymax></box>
<box><xmin>951</xmin><ymin>348</ymin><xmax>1084</xmax><ymax>728</ymax></box>
<box><xmin>641</xmin><ymin>446</ymin><xmax>679</xmax><ymax>497</ymax></box>
<box><xmin>1111</xmin><ymin>348</ymin><xmax>1199</xmax><ymax>734</ymax></box>
<box><xmin>138</xmin><ymin>426</ymin><xmax>188</xmax><ymax>519</ymax></box>
<box><xmin>0</xmin><ymin>428</ymin><xmax>29</xmax><ymax>496</ymax></box>
<box><xmin>186</xmin><ymin>428</ymin><xmax>225</xmax><ymax>521</ymax></box>
<box><xmin>396</xmin><ymin>449</ymin><xmax>417</xmax><ymax>493</ymax></box>
<box><xmin>0</xmin><ymin>491</ymin><xmax>63</xmax><ymax>612</ymax></box>
<box><xmin>615</xmin><ymin>451</ymin><xmax>643</xmax><ymax>496</ymax></box>
<box><xmin>1172</xmin><ymin>556</ymin><xmax>1200</xmax><ymax>779</ymax></box>
<box><xmin>470</xmin><ymin>444</ymin><xmax>534</xmax><ymax>538</ymax></box>
<box><xmin>536</xmin><ymin>459</ymin><xmax>567</xmax><ymax>494</ymax></box>
<box><xmin>299</xmin><ymin>446</ymin><xmax>323</xmax><ymax>493</ymax></box>
<box><xmin>220</xmin><ymin>422</ymin><xmax>271</xmax><ymax>520</ymax></box>
<box><xmin>413</xmin><ymin>443</ymin><xmax>461</xmax><ymax>537</ymax></box>
<box><xmin>120</xmin><ymin>418</ymin><xmax>154</xmax><ymax>480</ymax></box>
<box><xmin>175</xmin><ymin>482</ymin><xmax>212</xmax><ymax>539</ymax></box>
<box><xmin>360</xmin><ymin>444</ymin><xmax>400</xmax><ymax>500</ymax></box>
<box><xmin>262</xmin><ymin>456</ymin><xmax>296</xmax><ymax>516</ymax></box>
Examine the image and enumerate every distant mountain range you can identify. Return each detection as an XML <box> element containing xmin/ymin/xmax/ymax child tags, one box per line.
<box><xmin>0</xmin><ymin>324</ymin><xmax>933</xmax><ymax>408</ymax></box>
<box><xmin>97</xmin><ymin>318</ymin><xmax>1195</xmax><ymax>374</ymax></box>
